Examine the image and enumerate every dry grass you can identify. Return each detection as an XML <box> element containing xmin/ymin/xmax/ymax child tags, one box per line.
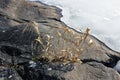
<box><xmin>23</xmin><ymin>21</ymin><xmax>93</xmax><ymax>64</ymax></box>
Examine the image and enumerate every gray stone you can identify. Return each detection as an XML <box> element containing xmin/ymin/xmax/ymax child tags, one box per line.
<box><xmin>0</xmin><ymin>0</ymin><xmax>120</xmax><ymax>80</ymax></box>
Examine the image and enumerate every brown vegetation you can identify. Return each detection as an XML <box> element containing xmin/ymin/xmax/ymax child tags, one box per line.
<box><xmin>23</xmin><ymin>21</ymin><xmax>93</xmax><ymax>64</ymax></box>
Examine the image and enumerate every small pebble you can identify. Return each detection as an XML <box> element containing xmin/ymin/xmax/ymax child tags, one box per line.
<box><xmin>29</xmin><ymin>61</ymin><xmax>35</xmax><ymax>64</ymax></box>
<box><xmin>2</xmin><ymin>30</ymin><xmax>6</xmax><ymax>32</ymax></box>
<box><xmin>8</xmin><ymin>75</ymin><xmax>12</xmax><ymax>79</ymax></box>
<box><xmin>60</xmin><ymin>64</ymin><xmax>63</xmax><ymax>67</ymax></box>
<box><xmin>68</xmin><ymin>64</ymin><xmax>70</xmax><ymax>66</ymax></box>
<box><xmin>29</xmin><ymin>61</ymin><xmax>36</xmax><ymax>68</ymax></box>
<box><xmin>48</xmin><ymin>68</ymin><xmax>52</xmax><ymax>71</ymax></box>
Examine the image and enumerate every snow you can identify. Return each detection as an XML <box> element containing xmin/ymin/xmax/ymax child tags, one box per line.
<box><xmin>29</xmin><ymin>0</ymin><xmax>120</xmax><ymax>52</ymax></box>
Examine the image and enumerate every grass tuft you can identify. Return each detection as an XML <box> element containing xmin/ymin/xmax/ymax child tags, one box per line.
<box><xmin>23</xmin><ymin>21</ymin><xmax>93</xmax><ymax>64</ymax></box>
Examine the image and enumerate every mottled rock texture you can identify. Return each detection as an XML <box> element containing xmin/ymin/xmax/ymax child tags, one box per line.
<box><xmin>0</xmin><ymin>0</ymin><xmax>120</xmax><ymax>80</ymax></box>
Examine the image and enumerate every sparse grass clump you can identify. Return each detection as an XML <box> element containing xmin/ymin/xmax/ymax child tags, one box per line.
<box><xmin>23</xmin><ymin>21</ymin><xmax>93</xmax><ymax>64</ymax></box>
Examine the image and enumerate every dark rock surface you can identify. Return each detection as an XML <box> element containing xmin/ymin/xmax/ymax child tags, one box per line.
<box><xmin>0</xmin><ymin>0</ymin><xmax>120</xmax><ymax>80</ymax></box>
<box><xmin>0</xmin><ymin>65</ymin><xmax>22</xmax><ymax>80</ymax></box>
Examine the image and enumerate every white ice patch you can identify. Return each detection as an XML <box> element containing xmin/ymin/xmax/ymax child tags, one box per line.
<box><xmin>114</xmin><ymin>60</ymin><xmax>120</xmax><ymax>73</ymax></box>
<box><xmin>30</xmin><ymin>0</ymin><xmax>120</xmax><ymax>52</ymax></box>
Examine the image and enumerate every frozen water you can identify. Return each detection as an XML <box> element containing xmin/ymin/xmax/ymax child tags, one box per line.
<box><xmin>29</xmin><ymin>0</ymin><xmax>120</xmax><ymax>52</ymax></box>
<box><xmin>114</xmin><ymin>60</ymin><xmax>120</xmax><ymax>73</ymax></box>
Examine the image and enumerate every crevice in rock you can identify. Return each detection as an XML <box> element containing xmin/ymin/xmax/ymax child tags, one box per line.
<box><xmin>16</xmin><ymin>62</ymin><xmax>67</xmax><ymax>80</ymax></box>
<box><xmin>106</xmin><ymin>54</ymin><xmax>120</xmax><ymax>68</ymax></box>
<box><xmin>17</xmin><ymin>68</ymin><xmax>63</xmax><ymax>80</ymax></box>
<box><xmin>81</xmin><ymin>54</ymin><xmax>120</xmax><ymax>68</ymax></box>
<box><xmin>47</xmin><ymin>18</ymin><xmax>61</xmax><ymax>22</ymax></box>
<box><xmin>0</xmin><ymin>45</ymin><xmax>23</xmax><ymax>65</ymax></box>
<box><xmin>81</xmin><ymin>54</ymin><xmax>120</xmax><ymax>74</ymax></box>
<box><xmin>0</xmin><ymin>45</ymin><xmax>22</xmax><ymax>56</ymax></box>
<box><xmin>0</xmin><ymin>12</ymin><xmax>61</xmax><ymax>25</ymax></box>
<box><xmin>20</xmin><ymin>18</ymin><xmax>49</xmax><ymax>23</ymax></box>
<box><xmin>0</xmin><ymin>13</ymin><xmax>25</xmax><ymax>23</ymax></box>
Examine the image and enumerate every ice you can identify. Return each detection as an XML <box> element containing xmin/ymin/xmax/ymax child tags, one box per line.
<box><xmin>30</xmin><ymin>0</ymin><xmax>120</xmax><ymax>52</ymax></box>
<box><xmin>114</xmin><ymin>60</ymin><xmax>120</xmax><ymax>73</ymax></box>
